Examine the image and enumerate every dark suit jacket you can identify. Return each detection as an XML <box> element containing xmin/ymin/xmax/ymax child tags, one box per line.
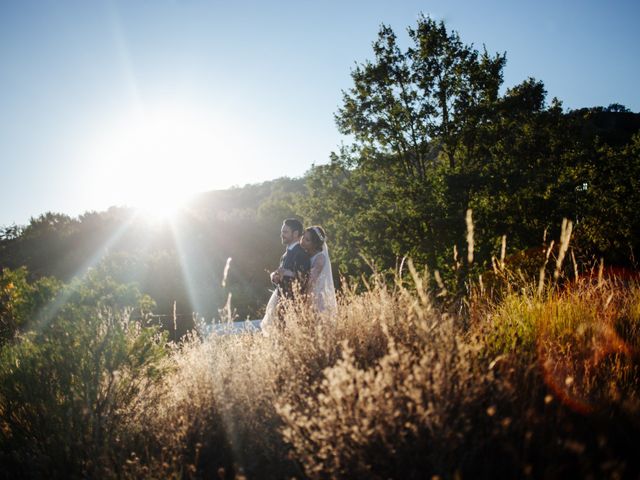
<box><xmin>277</xmin><ymin>243</ymin><xmax>310</xmax><ymax>298</ymax></box>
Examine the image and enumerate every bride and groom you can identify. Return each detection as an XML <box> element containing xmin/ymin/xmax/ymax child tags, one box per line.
<box><xmin>261</xmin><ymin>218</ymin><xmax>337</xmax><ymax>330</ymax></box>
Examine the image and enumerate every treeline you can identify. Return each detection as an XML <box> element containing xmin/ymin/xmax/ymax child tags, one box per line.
<box><xmin>0</xmin><ymin>179</ymin><xmax>305</xmax><ymax>326</ymax></box>
<box><xmin>1</xmin><ymin>16</ymin><xmax>639</xmax><ymax>325</ymax></box>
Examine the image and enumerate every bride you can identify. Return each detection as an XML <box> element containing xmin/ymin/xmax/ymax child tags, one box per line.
<box><xmin>298</xmin><ymin>225</ymin><xmax>337</xmax><ymax>318</ymax></box>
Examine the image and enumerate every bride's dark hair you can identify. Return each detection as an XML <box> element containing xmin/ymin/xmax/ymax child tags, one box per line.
<box><xmin>305</xmin><ymin>225</ymin><xmax>326</xmax><ymax>251</ymax></box>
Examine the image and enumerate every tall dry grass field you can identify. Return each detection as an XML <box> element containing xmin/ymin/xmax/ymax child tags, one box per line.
<box><xmin>118</xmin><ymin>266</ymin><xmax>640</xmax><ymax>479</ymax></box>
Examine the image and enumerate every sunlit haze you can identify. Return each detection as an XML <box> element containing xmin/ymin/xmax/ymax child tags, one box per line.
<box><xmin>81</xmin><ymin>102</ymin><xmax>238</xmax><ymax>218</ymax></box>
<box><xmin>1</xmin><ymin>0</ymin><xmax>638</xmax><ymax>226</ymax></box>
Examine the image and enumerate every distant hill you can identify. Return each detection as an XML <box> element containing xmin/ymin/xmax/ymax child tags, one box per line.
<box><xmin>189</xmin><ymin>177</ymin><xmax>306</xmax><ymax>215</ymax></box>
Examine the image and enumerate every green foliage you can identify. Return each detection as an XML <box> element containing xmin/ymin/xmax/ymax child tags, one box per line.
<box><xmin>0</xmin><ymin>272</ymin><xmax>168</xmax><ymax>479</ymax></box>
<box><xmin>326</xmin><ymin>18</ymin><xmax>564</xmax><ymax>278</ymax></box>
<box><xmin>337</xmin><ymin>15</ymin><xmax>506</xmax><ymax>173</ymax></box>
<box><xmin>299</xmin><ymin>152</ymin><xmax>447</xmax><ymax>276</ymax></box>
<box><xmin>0</xmin><ymin>267</ymin><xmax>61</xmax><ymax>344</ymax></box>
<box><xmin>320</xmin><ymin>16</ymin><xmax>639</xmax><ymax>283</ymax></box>
<box><xmin>0</xmin><ymin>182</ymin><xmax>304</xmax><ymax>321</ymax></box>
<box><xmin>65</xmin><ymin>268</ymin><xmax>156</xmax><ymax>314</ymax></box>
<box><xmin>571</xmin><ymin>133</ymin><xmax>640</xmax><ymax>262</ymax></box>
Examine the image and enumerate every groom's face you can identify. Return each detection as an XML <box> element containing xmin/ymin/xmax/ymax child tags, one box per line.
<box><xmin>281</xmin><ymin>224</ymin><xmax>296</xmax><ymax>245</ymax></box>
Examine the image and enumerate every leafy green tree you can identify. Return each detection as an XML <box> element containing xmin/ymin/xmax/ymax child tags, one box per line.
<box><xmin>299</xmin><ymin>151</ymin><xmax>446</xmax><ymax>276</ymax></box>
<box><xmin>461</xmin><ymin>80</ymin><xmax>571</xmax><ymax>255</ymax></box>
<box><xmin>321</xmin><ymin>16</ymin><xmax>509</xmax><ymax>274</ymax></box>
<box><xmin>314</xmin><ymin>15</ymin><xmax>640</xmax><ymax>281</ymax></box>
<box><xmin>336</xmin><ymin>14</ymin><xmax>506</xmax><ymax>175</ymax></box>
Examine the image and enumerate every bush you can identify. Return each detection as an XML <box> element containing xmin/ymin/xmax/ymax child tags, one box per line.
<box><xmin>0</xmin><ymin>275</ymin><xmax>167</xmax><ymax>479</ymax></box>
<box><xmin>0</xmin><ymin>267</ymin><xmax>61</xmax><ymax>345</ymax></box>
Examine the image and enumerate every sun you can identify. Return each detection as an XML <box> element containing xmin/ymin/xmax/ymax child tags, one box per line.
<box><xmin>134</xmin><ymin>193</ymin><xmax>187</xmax><ymax>223</ymax></box>
<box><xmin>83</xmin><ymin>101</ymin><xmax>236</xmax><ymax>220</ymax></box>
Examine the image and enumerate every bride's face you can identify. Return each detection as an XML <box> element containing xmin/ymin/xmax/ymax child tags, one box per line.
<box><xmin>300</xmin><ymin>231</ymin><xmax>313</xmax><ymax>252</ymax></box>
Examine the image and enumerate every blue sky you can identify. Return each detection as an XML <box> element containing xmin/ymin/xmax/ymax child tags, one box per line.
<box><xmin>1</xmin><ymin>0</ymin><xmax>638</xmax><ymax>227</ymax></box>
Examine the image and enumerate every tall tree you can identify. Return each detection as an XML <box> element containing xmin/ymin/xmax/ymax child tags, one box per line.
<box><xmin>327</xmin><ymin>16</ymin><xmax>510</xmax><ymax>273</ymax></box>
<box><xmin>336</xmin><ymin>15</ymin><xmax>506</xmax><ymax>176</ymax></box>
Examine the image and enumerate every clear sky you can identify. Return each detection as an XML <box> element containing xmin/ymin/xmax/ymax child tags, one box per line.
<box><xmin>1</xmin><ymin>0</ymin><xmax>638</xmax><ymax>227</ymax></box>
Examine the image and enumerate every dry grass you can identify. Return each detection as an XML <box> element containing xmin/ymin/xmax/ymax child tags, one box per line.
<box><xmin>118</xmin><ymin>265</ymin><xmax>640</xmax><ymax>479</ymax></box>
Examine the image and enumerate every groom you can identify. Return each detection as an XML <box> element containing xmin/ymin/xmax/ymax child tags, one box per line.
<box><xmin>271</xmin><ymin>218</ymin><xmax>310</xmax><ymax>302</ymax></box>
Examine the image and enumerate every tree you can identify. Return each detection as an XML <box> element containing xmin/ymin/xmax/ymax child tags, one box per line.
<box><xmin>571</xmin><ymin>132</ymin><xmax>640</xmax><ymax>264</ymax></box>
<box><xmin>460</xmin><ymin>79</ymin><xmax>572</xmax><ymax>255</ymax></box>
<box><xmin>324</xmin><ymin>16</ymin><xmax>640</xmax><ymax>278</ymax></box>
<box><xmin>0</xmin><ymin>272</ymin><xmax>167</xmax><ymax>478</ymax></box>
<box><xmin>327</xmin><ymin>16</ymin><xmax>510</xmax><ymax>274</ymax></box>
<box><xmin>336</xmin><ymin>14</ymin><xmax>506</xmax><ymax>175</ymax></box>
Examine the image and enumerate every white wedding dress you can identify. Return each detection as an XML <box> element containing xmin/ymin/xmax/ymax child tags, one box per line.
<box><xmin>261</xmin><ymin>287</ymin><xmax>280</xmax><ymax>332</ymax></box>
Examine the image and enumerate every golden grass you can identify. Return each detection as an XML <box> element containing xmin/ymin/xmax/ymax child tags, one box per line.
<box><xmin>120</xmin><ymin>265</ymin><xmax>640</xmax><ymax>479</ymax></box>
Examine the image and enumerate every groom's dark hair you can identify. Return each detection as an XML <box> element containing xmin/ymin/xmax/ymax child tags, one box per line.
<box><xmin>283</xmin><ymin>218</ymin><xmax>304</xmax><ymax>237</ymax></box>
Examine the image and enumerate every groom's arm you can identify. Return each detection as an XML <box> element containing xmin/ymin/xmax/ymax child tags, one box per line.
<box><xmin>293</xmin><ymin>251</ymin><xmax>311</xmax><ymax>287</ymax></box>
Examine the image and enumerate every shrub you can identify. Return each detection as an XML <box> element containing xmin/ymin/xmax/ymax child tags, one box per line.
<box><xmin>0</xmin><ymin>277</ymin><xmax>167</xmax><ymax>479</ymax></box>
<box><xmin>0</xmin><ymin>267</ymin><xmax>61</xmax><ymax>345</ymax></box>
